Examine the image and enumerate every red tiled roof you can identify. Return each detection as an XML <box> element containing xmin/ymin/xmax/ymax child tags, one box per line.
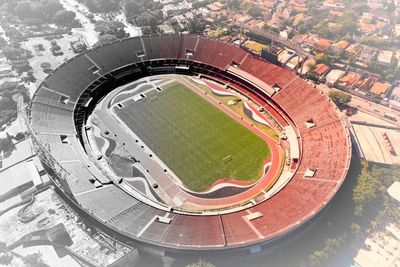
<box><xmin>314</xmin><ymin>63</ymin><xmax>330</xmax><ymax>75</ymax></box>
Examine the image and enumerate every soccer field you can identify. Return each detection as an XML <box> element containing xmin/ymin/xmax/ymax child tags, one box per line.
<box><xmin>114</xmin><ymin>81</ymin><xmax>271</xmax><ymax>192</ymax></box>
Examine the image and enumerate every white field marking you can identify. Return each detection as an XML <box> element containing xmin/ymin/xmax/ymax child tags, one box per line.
<box><xmin>137</xmin><ymin>213</ymin><xmax>171</xmax><ymax>237</ymax></box>
<box><xmin>73</xmin><ymin>184</ymin><xmax>113</xmax><ymax>197</ymax></box>
<box><xmin>301</xmin><ymin>176</ymin><xmax>339</xmax><ymax>183</ymax></box>
<box><xmin>244</xmin><ymin>210</ymin><xmax>264</xmax><ymax>238</ymax></box>
<box><xmin>137</xmin><ymin>215</ymin><xmax>158</xmax><ymax>237</ymax></box>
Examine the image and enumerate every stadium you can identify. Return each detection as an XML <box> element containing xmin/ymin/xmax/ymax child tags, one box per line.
<box><xmin>25</xmin><ymin>34</ymin><xmax>352</xmax><ymax>263</ymax></box>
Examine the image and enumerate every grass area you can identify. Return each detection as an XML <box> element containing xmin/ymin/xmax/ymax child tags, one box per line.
<box><xmin>187</xmin><ymin>78</ymin><xmax>279</xmax><ymax>139</ymax></box>
<box><xmin>109</xmin><ymin>154</ymin><xmax>134</xmax><ymax>177</ymax></box>
<box><xmin>114</xmin><ymin>81</ymin><xmax>270</xmax><ymax>192</ymax></box>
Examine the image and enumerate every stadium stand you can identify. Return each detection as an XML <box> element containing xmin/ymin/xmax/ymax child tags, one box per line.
<box><xmin>31</xmin><ymin>103</ymin><xmax>75</xmax><ymax>134</ymax></box>
<box><xmin>162</xmin><ymin>215</ymin><xmax>225</xmax><ymax>247</ymax></box>
<box><xmin>142</xmin><ymin>35</ymin><xmax>180</xmax><ymax>60</ymax></box>
<box><xmin>33</xmin><ymin>88</ymin><xmax>75</xmax><ymax>110</ymax></box>
<box><xmin>36</xmin><ymin>133</ymin><xmax>77</xmax><ymax>162</ymax></box>
<box><xmin>86</xmin><ymin>38</ymin><xmax>144</xmax><ymax>73</ymax></box>
<box><xmin>239</xmin><ymin>54</ymin><xmax>296</xmax><ymax>88</ymax></box>
<box><xmin>177</xmin><ymin>34</ymin><xmax>199</xmax><ymax>59</ymax></box>
<box><xmin>191</xmin><ymin>38</ymin><xmax>248</xmax><ymax>70</ymax></box>
<box><xmin>29</xmin><ymin>35</ymin><xmax>351</xmax><ymax>255</ymax></box>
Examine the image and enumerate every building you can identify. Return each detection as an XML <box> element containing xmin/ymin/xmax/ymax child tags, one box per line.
<box><xmin>346</xmin><ymin>43</ymin><xmax>365</xmax><ymax>57</ymax></box>
<box><xmin>326</xmin><ymin>69</ymin><xmax>345</xmax><ymax>86</ymax></box>
<box><xmin>330</xmin><ymin>40</ymin><xmax>350</xmax><ymax>54</ymax></box>
<box><xmin>391</xmin><ymin>86</ymin><xmax>400</xmax><ymax>101</ymax></box>
<box><xmin>337</xmin><ymin>71</ymin><xmax>359</xmax><ymax>88</ymax></box>
<box><xmin>358</xmin><ymin>46</ymin><xmax>379</xmax><ymax>62</ymax></box>
<box><xmin>369</xmin><ymin>82</ymin><xmax>391</xmax><ymax>97</ymax></box>
<box><xmin>316</xmin><ymin>38</ymin><xmax>331</xmax><ymax>52</ymax></box>
<box><xmin>313</xmin><ymin>63</ymin><xmax>330</xmax><ymax>76</ymax></box>
<box><xmin>377</xmin><ymin>50</ymin><xmax>393</xmax><ymax>66</ymax></box>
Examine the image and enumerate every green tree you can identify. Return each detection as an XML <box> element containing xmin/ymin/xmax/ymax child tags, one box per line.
<box><xmin>227</xmin><ymin>0</ymin><xmax>240</xmax><ymax>10</ymax></box>
<box><xmin>53</xmin><ymin>10</ymin><xmax>76</xmax><ymax>25</ymax></box>
<box><xmin>93</xmin><ymin>34</ymin><xmax>117</xmax><ymax>48</ymax></box>
<box><xmin>23</xmin><ymin>252</ymin><xmax>50</xmax><ymax>267</ymax></box>
<box><xmin>40</xmin><ymin>0</ymin><xmax>63</xmax><ymax>19</ymax></box>
<box><xmin>247</xmin><ymin>4</ymin><xmax>263</xmax><ymax>18</ymax></box>
<box><xmin>15</xmin><ymin>1</ymin><xmax>35</xmax><ymax>18</ymax></box>
<box><xmin>351</xmin><ymin>223</ymin><xmax>361</xmax><ymax>235</ymax></box>
<box><xmin>187</xmin><ymin>19</ymin><xmax>206</xmax><ymax>34</ymax></box>
<box><xmin>328</xmin><ymin>91</ymin><xmax>352</xmax><ymax>107</ymax></box>
<box><xmin>353</xmin><ymin>161</ymin><xmax>381</xmax><ymax>216</ymax></box>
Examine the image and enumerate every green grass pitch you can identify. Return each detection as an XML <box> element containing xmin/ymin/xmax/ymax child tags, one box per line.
<box><xmin>114</xmin><ymin>81</ymin><xmax>271</xmax><ymax>192</ymax></box>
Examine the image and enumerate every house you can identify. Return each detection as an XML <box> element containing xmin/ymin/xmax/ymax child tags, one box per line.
<box><xmin>329</xmin><ymin>10</ymin><xmax>344</xmax><ymax>17</ymax></box>
<box><xmin>322</xmin><ymin>0</ymin><xmax>345</xmax><ymax>10</ymax></box>
<box><xmin>289</xmin><ymin>0</ymin><xmax>308</xmax><ymax>12</ymax></box>
<box><xmin>325</xmin><ymin>69</ymin><xmax>345</xmax><ymax>86</ymax></box>
<box><xmin>330</xmin><ymin>40</ymin><xmax>350</xmax><ymax>54</ymax></box>
<box><xmin>377</xmin><ymin>50</ymin><xmax>393</xmax><ymax>66</ymax></box>
<box><xmin>369</xmin><ymin>82</ymin><xmax>391</xmax><ymax>97</ymax></box>
<box><xmin>358</xmin><ymin>46</ymin><xmax>378</xmax><ymax>62</ymax></box>
<box><xmin>293</xmin><ymin>13</ymin><xmax>306</xmax><ymax>26</ymax></box>
<box><xmin>337</xmin><ymin>71</ymin><xmax>359</xmax><ymax>88</ymax></box>
<box><xmin>354</xmin><ymin>72</ymin><xmax>379</xmax><ymax>91</ymax></box>
<box><xmin>390</xmin><ymin>86</ymin><xmax>400</xmax><ymax>111</ymax></box>
<box><xmin>236</xmin><ymin>15</ymin><xmax>252</xmax><ymax>24</ymax></box>
<box><xmin>313</xmin><ymin>63</ymin><xmax>330</xmax><ymax>76</ymax></box>
<box><xmin>390</xmin><ymin>86</ymin><xmax>400</xmax><ymax>102</ymax></box>
<box><xmin>263</xmin><ymin>0</ymin><xmax>277</xmax><ymax>9</ymax></box>
<box><xmin>359</xmin><ymin>12</ymin><xmax>389</xmax><ymax>33</ymax></box>
<box><xmin>346</xmin><ymin>43</ymin><xmax>365</xmax><ymax>57</ymax></box>
<box><xmin>206</xmin><ymin>2</ymin><xmax>225</xmax><ymax>12</ymax></box>
<box><xmin>316</xmin><ymin>38</ymin><xmax>331</xmax><ymax>52</ymax></box>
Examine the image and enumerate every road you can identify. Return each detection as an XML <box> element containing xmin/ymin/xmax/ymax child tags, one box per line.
<box><xmin>315</xmin><ymin>82</ymin><xmax>400</xmax><ymax>126</ymax></box>
<box><xmin>114</xmin><ymin>12</ymin><xmax>141</xmax><ymax>37</ymax></box>
<box><xmin>58</xmin><ymin>0</ymin><xmax>100</xmax><ymax>46</ymax></box>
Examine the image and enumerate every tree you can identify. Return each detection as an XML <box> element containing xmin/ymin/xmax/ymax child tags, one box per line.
<box><xmin>0</xmin><ymin>254</ymin><xmax>12</xmax><ymax>265</ymax></box>
<box><xmin>247</xmin><ymin>4</ymin><xmax>263</xmax><ymax>18</ymax></box>
<box><xmin>186</xmin><ymin>259</ymin><xmax>215</xmax><ymax>267</ymax></box>
<box><xmin>2</xmin><ymin>46</ymin><xmax>32</xmax><ymax>60</ymax></box>
<box><xmin>97</xmin><ymin>0</ymin><xmax>120</xmax><ymax>12</ymax></box>
<box><xmin>387</xmin><ymin>1</ymin><xmax>396</xmax><ymax>12</ymax></box>
<box><xmin>23</xmin><ymin>252</ymin><xmax>50</xmax><ymax>267</ymax></box>
<box><xmin>23</xmin><ymin>18</ymin><xmax>44</xmax><ymax>26</ymax></box>
<box><xmin>328</xmin><ymin>91</ymin><xmax>352</xmax><ymax>107</ymax></box>
<box><xmin>351</xmin><ymin>223</ymin><xmax>361</xmax><ymax>235</ymax></box>
<box><xmin>353</xmin><ymin>161</ymin><xmax>381</xmax><ymax>216</ymax></box>
<box><xmin>187</xmin><ymin>19</ymin><xmax>206</xmax><ymax>34</ymax></box>
<box><xmin>227</xmin><ymin>0</ymin><xmax>240</xmax><ymax>10</ymax></box>
<box><xmin>93</xmin><ymin>34</ymin><xmax>117</xmax><ymax>48</ymax></box>
<box><xmin>15</xmin><ymin>1</ymin><xmax>35</xmax><ymax>18</ymax></box>
<box><xmin>53</xmin><ymin>10</ymin><xmax>76</xmax><ymax>25</ymax></box>
<box><xmin>40</xmin><ymin>0</ymin><xmax>63</xmax><ymax>19</ymax></box>
<box><xmin>340</xmin><ymin>13</ymin><xmax>358</xmax><ymax>35</ymax></box>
